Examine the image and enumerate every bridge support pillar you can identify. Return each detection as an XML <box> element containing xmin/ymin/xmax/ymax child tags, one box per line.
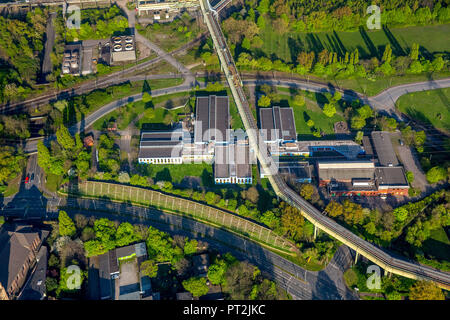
<box><xmin>313</xmin><ymin>225</ymin><xmax>318</xmax><ymax>240</ymax></box>
<box><xmin>354</xmin><ymin>251</ymin><xmax>359</xmax><ymax>265</ymax></box>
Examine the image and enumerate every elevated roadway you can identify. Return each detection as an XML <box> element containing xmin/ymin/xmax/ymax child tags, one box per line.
<box><xmin>199</xmin><ymin>0</ymin><xmax>450</xmax><ymax>290</ymax></box>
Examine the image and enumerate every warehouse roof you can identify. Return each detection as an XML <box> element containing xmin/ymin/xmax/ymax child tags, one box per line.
<box><xmin>138</xmin><ymin>129</ymin><xmax>185</xmax><ymax>159</ymax></box>
<box><xmin>259</xmin><ymin>107</ymin><xmax>297</xmax><ymax>142</ymax></box>
<box><xmin>375</xmin><ymin>167</ymin><xmax>408</xmax><ymax>187</ymax></box>
<box><xmin>371</xmin><ymin>131</ymin><xmax>399</xmax><ymax>166</ymax></box>
<box><xmin>194</xmin><ymin>95</ymin><xmax>230</xmax><ymax>144</ymax></box>
<box><xmin>214</xmin><ymin>143</ymin><xmax>251</xmax><ymax>179</ymax></box>
<box><xmin>318</xmin><ymin>168</ymin><xmax>375</xmax><ymax>181</ymax></box>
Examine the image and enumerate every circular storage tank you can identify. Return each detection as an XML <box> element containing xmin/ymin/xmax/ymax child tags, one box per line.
<box><xmin>113</xmin><ymin>44</ymin><xmax>122</xmax><ymax>52</ymax></box>
<box><xmin>124</xmin><ymin>43</ymin><xmax>133</xmax><ymax>51</ymax></box>
<box><xmin>125</xmin><ymin>36</ymin><xmax>133</xmax><ymax>43</ymax></box>
<box><xmin>113</xmin><ymin>36</ymin><xmax>121</xmax><ymax>43</ymax></box>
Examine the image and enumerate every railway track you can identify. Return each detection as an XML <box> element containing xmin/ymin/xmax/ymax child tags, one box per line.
<box><xmin>0</xmin><ymin>31</ymin><xmax>208</xmax><ymax>115</ymax></box>
<box><xmin>200</xmin><ymin>0</ymin><xmax>450</xmax><ymax>290</ymax></box>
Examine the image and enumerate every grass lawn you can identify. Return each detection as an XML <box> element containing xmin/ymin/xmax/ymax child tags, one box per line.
<box><xmin>144</xmin><ymin>163</ymin><xmax>213</xmax><ymax>185</ymax></box>
<box><xmin>258</xmin><ymin>24</ymin><xmax>450</xmax><ymax>64</ymax></box>
<box><xmin>45</xmin><ymin>173</ymin><xmax>63</xmax><ymax>193</ymax></box>
<box><xmin>1</xmin><ymin>175</ymin><xmax>21</xmax><ymax>197</ymax></box>
<box><xmin>422</xmin><ymin>226</ymin><xmax>450</xmax><ymax>262</ymax></box>
<box><xmin>273</xmin><ymin>88</ymin><xmax>345</xmax><ymax>137</ymax></box>
<box><xmin>396</xmin><ymin>87</ymin><xmax>450</xmax><ymax>134</ymax></box>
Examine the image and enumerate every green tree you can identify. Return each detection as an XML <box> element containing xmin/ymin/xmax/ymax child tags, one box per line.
<box><xmin>325</xmin><ymin>201</ymin><xmax>344</xmax><ymax>217</ymax></box>
<box><xmin>409</xmin><ymin>281</ymin><xmax>445</xmax><ymax>300</ymax></box>
<box><xmin>182</xmin><ymin>276</ymin><xmax>209</xmax><ymax>297</ymax></box>
<box><xmin>183</xmin><ymin>239</ymin><xmax>198</xmax><ymax>255</ymax></box>
<box><xmin>293</xmin><ymin>94</ymin><xmax>305</xmax><ymax>107</ymax></box>
<box><xmin>355</xmin><ymin>131</ymin><xmax>364</xmax><ymax>143</ymax></box>
<box><xmin>115</xmin><ymin>222</ymin><xmax>139</xmax><ymax>247</ymax></box>
<box><xmin>58</xmin><ymin>211</ymin><xmax>76</xmax><ymax>237</ymax></box>
<box><xmin>207</xmin><ymin>260</ymin><xmax>228</xmax><ymax>285</ymax></box>
<box><xmin>256</xmin><ymin>15</ymin><xmax>266</xmax><ymax>29</ymax></box>
<box><xmin>56</xmin><ymin>125</ymin><xmax>75</xmax><ymax>150</ymax></box>
<box><xmin>258</xmin><ymin>95</ymin><xmax>271</xmax><ymax>107</ymax></box>
<box><xmin>426</xmin><ymin>166</ymin><xmax>447</xmax><ymax>184</ymax></box>
<box><xmin>410</xmin><ymin>43</ymin><xmax>419</xmax><ymax>61</ymax></box>
<box><xmin>406</xmin><ymin>171</ymin><xmax>414</xmax><ymax>184</ymax></box>
<box><xmin>323</xmin><ymin>103</ymin><xmax>336</xmax><ymax>117</ymax></box>
<box><xmin>306</xmin><ymin>119</ymin><xmax>314</xmax><ymax>127</ymax></box>
<box><xmin>140</xmin><ymin>260</ymin><xmax>158</xmax><ymax>278</ymax></box>
<box><xmin>300</xmin><ymin>184</ymin><xmax>314</xmax><ymax>200</ymax></box>
<box><xmin>393</xmin><ymin>207</ymin><xmax>408</xmax><ymax>222</ymax></box>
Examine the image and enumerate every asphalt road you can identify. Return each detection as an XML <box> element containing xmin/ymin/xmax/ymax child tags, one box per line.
<box><xmin>23</xmin><ymin>80</ymin><xmax>206</xmax><ymax>153</ymax></box>
<box><xmin>369</xmin><ymin>77</ymin><xmax>450</xmax><ymax>111</ymax></box>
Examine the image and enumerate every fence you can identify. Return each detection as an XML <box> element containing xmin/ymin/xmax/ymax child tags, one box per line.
<box><xmin>63</xmin><ymin>181</ymin><xmax>296</xmax><ymax>254</ymax></box>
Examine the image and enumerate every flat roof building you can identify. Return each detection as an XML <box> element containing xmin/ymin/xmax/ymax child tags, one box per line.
<box><xmin>214</xmin><ymin>141</ymin><xmax>253</xmax><ymax>185</ymax></box>
<box><xmin>371</xmin><ymin>131</ymin><xmax>399</xmax><ymax>167</ymax></box>
<box><xmin>318</xmin><ymin>161</ymin><xmax>375</xmax><ymax>185</ymax></box>
<box><xmin>110</xmin><ymin>35</ymin><xmax>136</xmax><ymax>64</ymax></box>
<box><xmin>260</xmin><ymin>161</ymin><xmax>312</xmax><ymax>183</ymax></box>
<box><xmin>259</xmin><ymin>107</ymin><xmax>297</xmax><ymax>143</ymax></box>
<box><xmin>269</xmin><ymin>139</ymin><xmax>364</xmax><ymax>159</ymax></box>
<box><xmin>61</xmin><ymin>43</ymin><xmax>82</xmax><ymax>76</ymax></box>
<box><xmin>138</xmin><ymin>128</ymin><xmax>186</xmax><ymax>164</ymax></box>
<box><xmin>194</xmin><ymin>96</ymin><xmax>230</xmax><ymax>144</ymax></box>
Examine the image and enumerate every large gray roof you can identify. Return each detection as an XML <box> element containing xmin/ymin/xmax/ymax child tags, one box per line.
<box><xmin>318</xmin><ymin>168</ymin><xmax>375</xmax><ymax>181</ymax></box>
<box><xmin>194</xmin><ymin>95</ymin><xmax>230</xmax><ymax>144</ymax></box>
<box><xmin>375</xmin><ymin>167</ymin><xmax>408</xmax><ymax>186</ymax></box>
<box><xmin>371</xmin><ymin>131</ymin><xmax>399</xmax><ymax>166</ymax></box>
<box><xmin>259</xmin><ymin>107</ymin><xmax>297</xmax><ymax>142</ymax></box>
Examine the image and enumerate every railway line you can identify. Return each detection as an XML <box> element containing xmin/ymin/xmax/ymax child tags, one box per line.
<box><xmin>0</xmin><ymin>31</ymin><xmax>208</xmax><ymax>115</ymax></box>
<box><xmin>200</xmin><ymin>0</ymin><xmax>450</xmax><ymax>290</ymax></box>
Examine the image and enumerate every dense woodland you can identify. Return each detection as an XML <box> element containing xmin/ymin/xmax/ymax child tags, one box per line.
<box><xmin>0</xmin><ymin>8</ymin><xmax>47</xmax><ymax>102</ymax></box>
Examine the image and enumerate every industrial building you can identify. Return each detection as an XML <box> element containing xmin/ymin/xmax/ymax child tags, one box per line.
<box><xmin>136</xmin><ymin>0</ymin><xmax>199</xmax><ymax>19</ymax></box>
<box><xmin>138</xmin><ymin>127</ymin><xmax>187</xmax><ymax>164</ymax></box>
<box><xmin>110</xmin><ymin>35</ymin><xmax>136</xmax><ymax>64</ymax></box>
<box><xmin>138</xmin><ymin>96</ymin><xmax>253</xmax><ymax>184</ymax></box>
<box><xmin>61</xmin><ymin>43</ymin><xmax>82</xmax><ymax>76</ymax></box>
<box><xmin>260</xmin><ymin>160</ymin><xmax>312</xmax><ymax>183</ymax></box>
<box><xmin>259</xmin><ymin>106</ymin><xmax>297</xmax><ymax>144</ymax></box>
<box><xmin>317</xmin><ymin>132</ymin><xmax>410</xmax><ymax>197</ymax></box>
<box><xmin>214</xmin><ymin>140</ymin><xmax>253</xmax><ymax>184</ymax></box>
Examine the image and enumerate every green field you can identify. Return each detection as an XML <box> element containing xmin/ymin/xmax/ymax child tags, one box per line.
<box><xmin>259</xmin><ymin>24</ymin><xmax>450</xmax><ymax>63</ymax></box>
<box><xmin>422</xmin><ymin>227</ymin><xmax>450</xmax><ymax>262</ymax></box>
<box><xmin>332</xmin><ymin>71</ymin><xmax>450</xmax><ymax>96</ymax></box>
<box><xmin>92</xmin><ymin>91</ymin><xmax>188</xmax><ymax>130</ymax></box>
<box><xmin>396</xmin><ymin>87</ymin><xmax>450</xmax><ymax>134</ymax></box>
<box><xmin>275</xmin><ymin>88</ymin><xmax>345</xmax><ymax>137</ymax></box>
<box><xmin>142</xmin><ymin>163</ymin><xmax>212</xmax><ymax>185</ymax></box>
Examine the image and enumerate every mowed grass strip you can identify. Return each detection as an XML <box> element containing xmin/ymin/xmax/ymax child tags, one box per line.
<box><xmin>66</xmin><ymin>181</ymin><xmax>295</xmax><ymax>253</ymax></box>
<box><xmin>259</xmin><ymin>24</ymin><xmax>450</xmax><ymax>63</ymax></box>
<box><xmin>396</xmin><ymin>87</ymin><xmax>450</xmax><ymax>134</ymax></box>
